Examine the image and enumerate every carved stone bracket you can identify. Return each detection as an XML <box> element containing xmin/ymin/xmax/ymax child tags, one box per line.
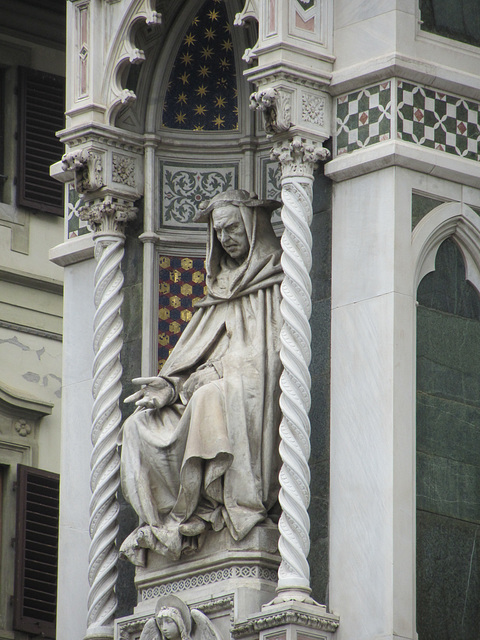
<box><xmin>62</xmin><ymin>149</ymin><xmax>104</xmax><ymax>194</ymax></box>
<box><xmin>250</xmin><ymin>88</ymin><xmax>292</xmax><ymax>136</ymax></box>
<box><xmin>79</xmin><ymin>197</ymin><xmax>137</xmax><ymax>235</ymax></box>
<box><xmin>231</xmin><ymin>602</ymin><xmax>339</xmax><ymax>640</ymax></box>
<box><xmin>271</xmin><ymin>136</ymin><xmax>330</xmax><ymax>179</ymax></box>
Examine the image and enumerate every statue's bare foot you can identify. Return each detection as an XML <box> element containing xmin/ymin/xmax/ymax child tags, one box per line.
<box><xmin>179</xmin><ymin>516</ymin><xmax>207</xmax><ymax>536</ymax></box>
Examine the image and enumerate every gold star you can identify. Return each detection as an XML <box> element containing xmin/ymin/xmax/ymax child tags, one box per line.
<box><xmin>198</xmin><ymin>66</ymin><xmax>211</xmax><ymax>78</ymax></box>
<box><xmin>179</xmin><ymin>72</ymin><xmax>190</xmax><ymax>84</ymax></box>
<box><xmin>194</xmin><ymin>124</ymin><xmax>205</xmax><ymax>131</ymax></box>
<box><xmin>208</xmin><ymin>9</ymin><xmax>220</xmax><ymax>21</ymax></box>
<box><xmin>175</xmin><ymin>112</ymin><xmax>187</xmax><ymax>124</ymax></box>
<box><xmin>191</xmin><ymin>16</ymin><xmax>200</xmax><ymax>26</ymax></box>
<box><xmin>196</xmin><ymin>85</ymin><xmax>208</xmax><ymax>97</ymax></box>
<box><xmin>205</xmin><ymin>27</ymin><xmax>216</xmax><ymax>40</ymax></box>
<box><xmin>214</xmin><ymin>96</ymin><xmax>226</xmax><ymax>108</ymax></box>
<box><xmin>194</xmin><ymin>104</ymin><xmax>207</xmax><ymax>115</ymax></box>
<box><xmin>233</xmin><ymin>106</ymin><xmax>238</xmax><ymax>115</ymax></box>
<box><xmin>201</xmin><ymin>46</ymin><xmax>214</xmax><ymax>59</ymax></box>
<box><xmin>224</xmin><ymin>23</ymin><xmax>231</xmax><ymax>32</ymax></box>
<box><xmin>220</xmin><ymin>57</ymin><xmax>230</xmax><ymax>69</ymax></box>
<box><xmin>213</xmin><ymin>114</ymin><xmax>225</xmax><ymax>128</ymax></box>
<box><xmin>184</xmin><ymin>32</ymin><xmax>196</xmax><ymax>46</ymax></box>
<box><xmin>177</xmin><ymin>92</ymin><xmax>187</xmax><ymax>104</ymax></box>
<box><xmin>233</xmin><ymin>87</ymin><xmax>238</xmax><ymax>98</ymax></box>
<box><xmin>180</xmin><ymin>52</ymin><xmax>193</xmax><ymax>66</ymax></box>
<box><xmin>221</xmin><ymin>39</ymin><xmax>233</xmax><ymax>51</ymax></box>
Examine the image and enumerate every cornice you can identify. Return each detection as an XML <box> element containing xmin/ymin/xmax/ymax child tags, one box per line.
<box><xmin>231</xmin><ymin>607</ymin><xmax>340</xmax><ymax>638</ymax></box>
<box><xmin>329</xmin><ymin>52</ymin><xmax>480</xmax><ymax>99</ymax></box>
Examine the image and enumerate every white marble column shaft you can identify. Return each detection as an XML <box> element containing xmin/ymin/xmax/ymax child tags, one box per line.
<box><xmin>80</xmin><ymin>198</ymin><xmax>136</xmax><ymax>640</ymax></box>
<box><xmin>272</xmin><ymin>137</ymin><xmax>329</xmax><ymax>598</ymax></box>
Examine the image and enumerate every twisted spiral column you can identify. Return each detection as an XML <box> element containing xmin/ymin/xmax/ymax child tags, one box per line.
<box><xmin>271</xmin><ymin>137</ymin><xmax>329</xmax><ymax>600</ymax></box>
<box><xmin>80</xmin><ymin>198</ymin><xmax>136</xmax><ymax>640</ymax></box>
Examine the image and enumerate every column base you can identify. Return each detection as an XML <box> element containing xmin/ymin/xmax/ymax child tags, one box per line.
<box><xmin>231</xmin><ymin>600</ymin><xmax>340</xmax><ymax>640</ymax></box>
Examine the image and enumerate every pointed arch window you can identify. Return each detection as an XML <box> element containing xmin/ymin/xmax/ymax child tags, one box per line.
<box><xmin>416</xmin><ymin>237</ymin><xmax>480</xmax><ymax>639</ymax></box>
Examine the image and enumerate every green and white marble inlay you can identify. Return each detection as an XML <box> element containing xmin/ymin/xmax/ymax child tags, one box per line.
<box><xmin>160</xmin><ymin>162</ymin><xmax>238</xmax><ymax>227</ymax></box>
<box><xmin>335</xmin><ymin>81</ymin><xmax>392</xmax><ymax>155</ymax></box>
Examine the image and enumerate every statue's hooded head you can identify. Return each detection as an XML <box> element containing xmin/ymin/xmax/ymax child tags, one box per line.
<box><xmin>195</xmin><ymin>189</ymin><xmax>282</xmax><ymax>304</ymax></box>
<box><xmin>155</xmin><ymin>596</ymin><xmax>192</xmax><ymax>640</ymax></box>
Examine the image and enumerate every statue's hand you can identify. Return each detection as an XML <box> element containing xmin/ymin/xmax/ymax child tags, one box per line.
<box><xmin>181</xmin><ymin>363</ymin><xmax>220</xmax><ymax>404</ymax></box>
<box><xmin>124</xmin><ymin>377</ymin><xmax>174</xmax><ymax>410</ymax></box>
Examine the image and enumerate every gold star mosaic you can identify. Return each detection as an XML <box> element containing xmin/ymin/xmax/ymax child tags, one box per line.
<box><xmin>162</xmin><ymin>0</ymin><xmax>238</xmax><ymax>131</ymax></box>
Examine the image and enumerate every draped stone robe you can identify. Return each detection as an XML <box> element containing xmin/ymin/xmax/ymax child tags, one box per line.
<box><xmin>120</xmin><ymin>205</ymin><xmax>283</xmax><ymax>561</ymax></box>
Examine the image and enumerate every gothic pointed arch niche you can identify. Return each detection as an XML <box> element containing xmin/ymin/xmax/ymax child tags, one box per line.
<box><xmin>414</xmin><ymin>203</ymin><xmax>480</xmax><ymax>640</ymax></box>
<box><xmin>114</xmin><ymin>0</ymin><xmax>278</xmax><ymax>376</ymax></box>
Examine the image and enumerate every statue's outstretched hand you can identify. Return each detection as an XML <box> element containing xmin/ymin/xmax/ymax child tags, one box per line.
<box><xmin>124</xmin><ymin>377</ymin><xmax>174</xmax><ymax>410</ymax></box>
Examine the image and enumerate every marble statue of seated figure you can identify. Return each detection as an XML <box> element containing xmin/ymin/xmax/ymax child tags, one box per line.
<box><xmin>139</xmin><ymin>595</ymin><xmax>221</xmax><ymax>640</ymax></box>
<box><xmin>119</xmin><ymin>189</ymin><xmax>283</xmax><ymax>564</ymax></box>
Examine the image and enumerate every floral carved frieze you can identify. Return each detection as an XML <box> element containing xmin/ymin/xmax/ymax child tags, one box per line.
<box><xmin>301</xmin><ymin>93</ymin><xmax>325</xmax><ymax>127</ymax></box>
<box><xmin>112</xmin><ymin>153</ymin><xmax>136</xmax><ymax>188</ymax></box>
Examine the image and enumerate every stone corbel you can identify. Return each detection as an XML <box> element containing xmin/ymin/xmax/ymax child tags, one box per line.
<box><xmin>250</xmin><ymin>88</ymin><xmax>292</xmax><ymax>137</ymax></box>
<box><xmin>62</xmin><ymin>149</ymin><xmax>104</xmax><ymax>194</ymax></box>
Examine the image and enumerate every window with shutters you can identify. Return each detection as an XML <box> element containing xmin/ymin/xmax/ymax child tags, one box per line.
<box><xmin>13</xmin><ymin>464</ymin><xmax>59</xmax><ymax>639</ymax></box>
<box><xmin>16</xmin><ymin>67</ymin><xmax>65</xmax><ymax>216</ymax></box>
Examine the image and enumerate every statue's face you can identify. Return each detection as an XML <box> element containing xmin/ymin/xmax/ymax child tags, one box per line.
<box><xmin>158</xmin><ymin>616</ymin><xmax>180</xmax><ymax>640</ymax></box>
<box><xmin>212</xmin><ymin>205</ymin><xmax>249</xmax><ymax>261</ymax></box>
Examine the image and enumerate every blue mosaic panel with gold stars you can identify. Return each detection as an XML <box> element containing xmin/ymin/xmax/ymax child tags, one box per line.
<box><xmin>163</xmin><ymin>0</ymin><xmax>238</xmax><ymax>131</ymax></box>
<box><xmin>158</xmin><ymin>256</ymin><xmax>207</xmax><ymax>371</ymax></box>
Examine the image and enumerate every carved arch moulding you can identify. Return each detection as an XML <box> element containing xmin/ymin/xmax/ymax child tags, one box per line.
<box><xmin>412</xmin><ymin>202</ymin><xmax>480</xmax><ymax>296</ymax></box>
<box><xmin>102</xmin><ymin>0</ymin><xmax>162</xmax><ymax>123</ymax></box>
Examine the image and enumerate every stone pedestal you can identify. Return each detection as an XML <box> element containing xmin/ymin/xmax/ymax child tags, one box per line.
<box><xmin>231</xmin><ymin>601</ymin><xmax>339</xmax><ymax>640</ymax></box>
<box><xmin>115</xmin><ymin>524</ymin><xmax>280</xmax><ymax>640</ymax></box>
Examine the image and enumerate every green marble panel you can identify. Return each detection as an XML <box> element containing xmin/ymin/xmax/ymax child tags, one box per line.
<box><xmin>417</xmin><ymin>238</ymin><xmax>480</xmax><ymax>638</ymax></box>
<box><xmin>412</xmin><ymin>193</ymin><xmax>445</xmax><ymax>229</ymax></box>
<box><xmin>417</xmin><ymin>511</ymin><xmax>480</xmax><ymax>640</ymax></box>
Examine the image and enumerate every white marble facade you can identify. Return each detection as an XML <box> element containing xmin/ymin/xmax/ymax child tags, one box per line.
<box><xmin>51</xmin><ymin>1</ymin><xmax>480</xmax><ymax>640</ymax></box>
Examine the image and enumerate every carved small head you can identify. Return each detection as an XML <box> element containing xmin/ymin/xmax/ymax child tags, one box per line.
<box><xmin>155</xmin><ymin>597</ymin><xmax>192</xmax><ymax>640</ymax></box>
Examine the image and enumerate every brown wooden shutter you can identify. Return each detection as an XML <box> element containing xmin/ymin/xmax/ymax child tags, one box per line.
<box><xmin>14</xmin><ymin>464</ymin><xmax>60</xmax><ymax>638</ymax></box>
<box><xmin>17</xmin><ymin>67</ymin><xmax>65</xmax><ymax>216</ymax></box>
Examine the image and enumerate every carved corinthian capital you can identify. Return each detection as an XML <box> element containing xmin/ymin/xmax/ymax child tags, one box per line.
<box><xmin>79</xmin><ymin>197</ymin><xmax>137</xmax><ymax>235</ymax></box>
<box><xmin>271</xmin><ymin>136</ymin><xmax>330</xmax><ymax>179</ymax></box>
<box><xmin>250</xmin><ymin>88</ymin><xmax>292</xmax><ymax>136</ymax></box>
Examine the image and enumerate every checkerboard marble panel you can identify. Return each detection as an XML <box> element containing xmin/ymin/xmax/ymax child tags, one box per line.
<box><xmin>397</xmin><ymin>81</ymin><xmax>480</xmax><ymax>161</ymax></box>
<box><xmin>335</xmin><ymin>82</ymin><xmax>392</xmax><ymax>155</ymax></box>
<box><xmin>158</xmin><ymin>255</ymin><xmax>206</xmax><ymax>371</ymax></box>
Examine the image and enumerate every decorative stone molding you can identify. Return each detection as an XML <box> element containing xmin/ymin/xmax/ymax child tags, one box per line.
<box><xmin>14</xmin><ymin>419</ymin><xmax>32</xmax><ymax>437</ymax></box>
<box><xmin>271</xmin><ymin>137</ymin><xmax>329</xmax><ymax>179</ymax></box>
<box><xmin>232</xmin><ymin>605</ymin><xmax>340</xmax><ymax>638</ymax></box>
<box><xmin>62</xmin><ymin>149</ymin><xmax>104</xmax><ymax>194</ymax></box>
<box><xmin>141</xmin><ymin>566</ymin><xmax>278</xmax><ymax>601</ymax></box>
<box><xmin>301</xmin><ymin>93</ymin><xmax>325</xmax><ymax>127</ymax></box>
<box><xmin>112</xmin><ymin>153</ymin><xmax>136</xmax><ymax>188</ymax></box>
<box><xmin>250</xmin><ymin>88</ymin><xmax>292</xmax><ymax>136</ymax></box>
<box><xmin>79</xmin><ymin>197</ymin><xmax>137</xmax><ymax>235</ymax></box>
